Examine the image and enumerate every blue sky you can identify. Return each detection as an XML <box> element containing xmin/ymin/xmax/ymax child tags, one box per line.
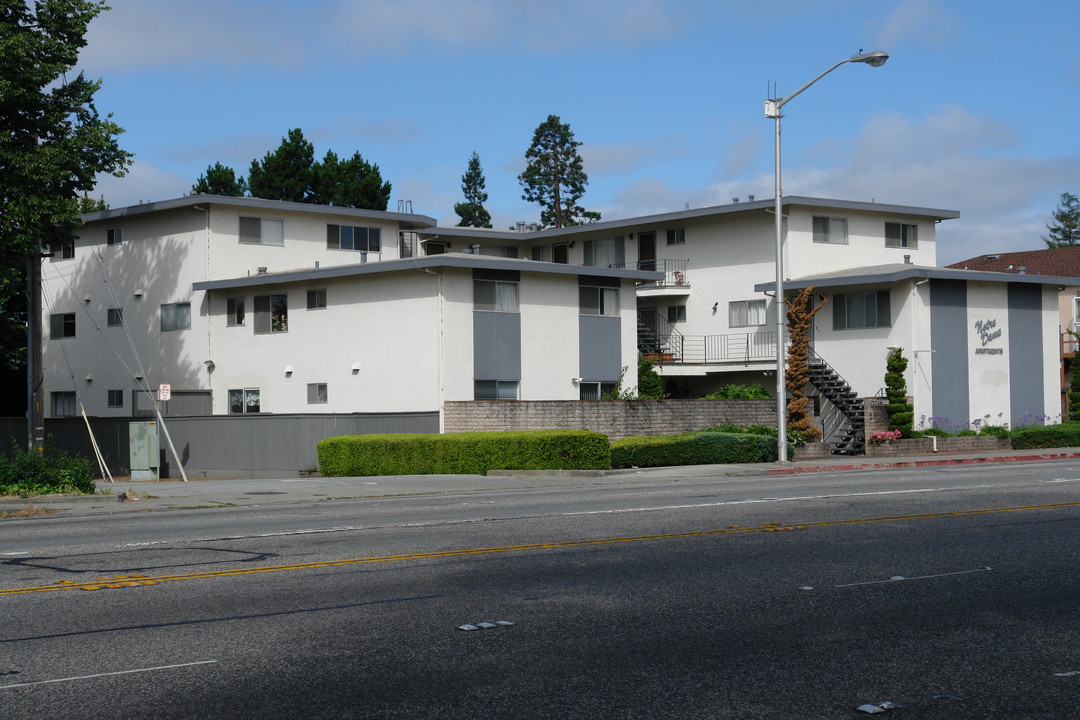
<box><xmin>80</xmin><ymin>0</ymin><xmax>1080</xmax><ymax>266</ymax></box>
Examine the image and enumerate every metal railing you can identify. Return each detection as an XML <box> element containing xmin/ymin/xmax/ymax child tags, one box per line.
<box><xmin>611</xmin><ymin>259</ymin><xmax>689</xmax><ymax>287</ymax></box>
<box><xmin>681</xmin><ymin>332</ymin><xmax>777</xmax><ymax>364</ymax></box>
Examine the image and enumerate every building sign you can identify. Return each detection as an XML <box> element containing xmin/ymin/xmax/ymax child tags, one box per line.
<box><xmin>974</xmin><ymin>318</ymin><xmax>1003</xmax><ymax>355</ymax></box>
<box><xmin>158</xmin><ymin>383</ymin><xmax>171</xmax><ymax>401</ymax></box>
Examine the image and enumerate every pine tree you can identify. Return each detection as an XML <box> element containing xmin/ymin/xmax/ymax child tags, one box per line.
<box><xmin>1043</xmin><ymin>192</ymin><xmax>1080</xmax><ymax>248</ymax></box>
<box><xmin>192</xmin><ymin>161</ymin><xmax>247</xmax><ymax>196</ymax></box>
<box><xmin>785</xmin><ymin>287</ymin><xmax>825</xmax><ymax>441</ymax></box>
<box><xmin>454</xmin><ymin>152</ymin><xmax>492</xmax><ymax>228</ymax></box>
<box><xmin>518</xmin><ymin>115</ymin><xmax>600</xmax><ymax>228</ymax></box>
<box><xmin>310</xmin><ymin>150</ymin><xmax>391</xmax><ymax>210</ymax></box>
<box><xmin>884</xmin><ymin>348</ymin><xmax>914</xmax><ymax>434</ymax></box>
<box><xmin>247</xmin><ymin>128</ymin><xmax>315</xmax><ymax>202</ymax></box>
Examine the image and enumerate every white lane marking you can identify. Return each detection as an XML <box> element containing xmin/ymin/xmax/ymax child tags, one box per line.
<box><xmin>0</xmin><ymin>660</ymin><xmax>218</xmax><ymax>690</ymax></box>
<box><xmin>1</xmin><ymin>552</ymin><xmax>30</xmax><ymax>556</ymax></box>
<box><xmin>123</xmin><ymin>526</ymin><xmax>363</xmax><ymax>547</ymax></box>
<box><xmin>1047</xmin><ymin>478</ymin><xmax>1080</xmax><ymax>483</ymax></box>
<box><xmin>835</xmin><ymin>566</ymin><xmax>993</xmax><ymax>588</ymax></box>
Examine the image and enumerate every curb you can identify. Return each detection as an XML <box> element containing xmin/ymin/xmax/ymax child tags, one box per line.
<box><xmin>768</xmin><ymin>451</ymin><xmax>1080</xmax><ymax>475</ymax></box>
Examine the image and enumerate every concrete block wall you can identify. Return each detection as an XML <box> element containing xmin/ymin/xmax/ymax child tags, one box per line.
<box><xmin>865</xmin><ymin>435</ymin><xmax>1011</xmax><ymax>457</ymax></box>
<box><xmin>443</xmin><ymin>399</ymin><xmax>776</xmax><ymax>439</ymax></box>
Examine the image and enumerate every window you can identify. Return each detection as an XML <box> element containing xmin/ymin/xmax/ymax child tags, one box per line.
<box><xmin>161</xmin><ymin>302</ymin><xmax>191</xmax><ymax>331</ymax></box>
<box><xmin>254</xmin><ymin>294</ymin><xmax>288</xmax><ymax>333</ymax></box>
<box><xmin>50</xmin><ymin>313</ymin><xmax>76</xmax><ymax>338</ymax></box>
<box><xmin>399</xmin><ymin>231</ymin><xmax>415</xmax><ymax>259</ymax></box>
<box><xmin>813</xmin><ymin>216</ymin><xmax>848</xmax><ymax>244</ymax></box>
<box><xmin>228</xmin><ymin>388</ymin><xmax>260</xmax><ymax>414</ymax></box>
<box><xmin>307</xmin><ymin>289</ymin><xmax>327</xmax><ymax>310</ymax></box>
<box><xmin>580</xmin><ymin>286</ymin><xmax>619</xmax><ymax>316</ymax></box>
<box><xmin>52</xmin><ymin>391</ymin><xmax>77</xmax><ymax>417</ymax></box>
<box><xmin>583</xmin><ymin>237</ymin><xmax>625</xmax><ymax>268</ymax></box>
<box><xmin>327</xmin><ymin>224</ymin><xmax>381</xmax><ymax>252</ymax></box>
<box><xmin>107</xmin><ymin>227</ymin><xmax>122</xmax><ymax>246</ymax></box>
<box><xmin>579</xmin><ymin>382</ymin><xmax>617</xmax><ymax>400</ymax></box>
<box><xmin>239</xmin><ymin>216</ymin><xmax>284</xmax><ymax>246</ymax></box>
<box><xmin>227</xmin><ymin>297</ymin><xmax>245</xmax><ymax>326</ymax></box>
<box><xmin>474</xmin><ymin>380</ymin><xmax>519</xmax><ymax>400</ymax></box>
<box><xmin>667</xmin><ymin>305</ymin><xmax>687</xmax><ymax>323</ymax></box>
<box><xmin>885</xmin><ymin>222</ymin><xmax>918</xmax><ymax>248</ymax></box>
<box><xmin>307</xmin><ymin>383</ymin><xmax>328</xmax><ymax>404</ymax></box>
<box><xmin>107</xmin><ymin>389</ymin><xmax>123</xmax><ymax>408</ymax></box>
<box><xmin>425</xmin><ymin>241</ymin><xmax>448</xmax><ymax>255</ymax></box>
<box><xmin>48</xmin><ymin>238</ymin><xmax>74</xmax><ymax>260</ymax></box>
<box><xmin>474</xmin><ymin>280</ymin><xmax>519</xmax><ymax>312</ymax></box>
<box><xmin>107</xmin><ymin>308</ymin><xmax>123</xmax><ymax>327</ymax></box>
<box><xmin>833</xmin><ymin>290</ymin><xmax>891</xmax><ymax>330</ymax></box>
<box><xmin>666</xmin><ymin>228</ymin><xmax>685</xmax><ymax>245</ymax></box>
<box><xmin>729</xmin><ymin>299</ymin><xmax>767</xmax><ymax>327</ymax></box>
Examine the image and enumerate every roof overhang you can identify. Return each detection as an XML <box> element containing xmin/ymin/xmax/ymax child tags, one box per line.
<box><xmin>193</xmin><ymin>253</ymin><xmax>664</xmax><ymax>291</ymax></box>
<box><xmin>81</xmin><ymin>194</ymin><xmax>438</xmax><ymax>229</ymax></box>
<box><xmin>755</xmin><ymin>264</ymin><xmax>1080</xmax><ymax>293</ymax></box>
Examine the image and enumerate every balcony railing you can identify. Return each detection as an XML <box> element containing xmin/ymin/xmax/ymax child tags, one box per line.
<box><xmin>678</xmin><ymin>331</ymin><xmax>777</xmax><ymax>364</ymax></box>
<box><xmin>611</xmin><ymin>259</ymin><xmax>688</xmax><ymax>288</ymax></box>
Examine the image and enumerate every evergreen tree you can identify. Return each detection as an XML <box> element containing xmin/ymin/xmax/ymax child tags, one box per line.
<box><xmin>247</xmin><ymin>128</ymin><xmax>315</xmax><ymax>202</ymax></box>
<box><xmin>518</xmin><ymin>115</ymin><xmax>600</xmax><ymax>228</ymax></box>
<box><xmin>785</xmin><ymin>287</ymin><xmax>825</xmax><ymax>441</ymax></box>
<box><xmin>192</xmin><ymin>161</ymin><xmax>246</xmax><ymax>196</ymax></box>
<box><xmin>0</xmin><ymin>0</ymin><xmax>131</xmax><ymax>371</ymax></box>
<box><xmin>884</xmin><ymin>348</ymin><xmax>914</xmax><ymax>434</ymax></box>
<box><xmin>637</xmin><ymin>356</ymin><xmax>668</xmax><ymax>399</ymax></box>
<box><xmin>454</xmin><ymin>152</ymin><xmax>492</xmax><ymax>228</ymax></box>
<box><xmin>1043</xmin><ymin>192</ymin><xmax>1080</xmax><ymax>248</ymax></box>
<box><xmin>311</xmin><ymin>150</ymin><xmax>391</xmax><ymax>210</ymax></box>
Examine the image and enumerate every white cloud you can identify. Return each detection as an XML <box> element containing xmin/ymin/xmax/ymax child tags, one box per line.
<box><xmin>93</xmin><ymin>161</ymin><xmax>193</xmax><ymax>208</ymax></box>
<box><xmin>873</xmin><ymin>0</ymin><xmax>959</xmax><ymax>48</ymax></box>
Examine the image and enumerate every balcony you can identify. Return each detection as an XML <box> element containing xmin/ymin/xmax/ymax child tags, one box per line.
<box><xmin>612</xmin><ymin>259</ymin><xmax>689</xmax><ymax>294</ymax></box>
<box><xmin>639</xmin><ymin>308</ymin><xmax>776</xmax><ymax>365</ymax></box>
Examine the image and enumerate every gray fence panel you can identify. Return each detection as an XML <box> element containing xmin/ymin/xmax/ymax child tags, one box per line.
<box><xmin>0</xmin><ymin>413</ymin><xmax>439</xmax><ymax>478</ymax></box>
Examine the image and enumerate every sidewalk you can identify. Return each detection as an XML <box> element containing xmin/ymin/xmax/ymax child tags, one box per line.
<box><xmin>5</xmin><ymin>447</ymin><xmax>1080</xmax><ymax>517</ymax></box>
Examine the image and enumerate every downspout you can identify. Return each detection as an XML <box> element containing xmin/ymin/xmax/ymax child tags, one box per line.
<box><xmin>193</xmin><ymin>205</ymin><xmax>212</xmax><ymax>404</ymax></box>
<box><xmin>912</xmin><ymin>279</ymin><xmax>929</xmax><ymax>427</ymax></box>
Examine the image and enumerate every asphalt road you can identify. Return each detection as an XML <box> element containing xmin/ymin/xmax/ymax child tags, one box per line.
<box><xmin>2</xmin><ymin>462</ymin><xmax>1079</xmax><ymax>718</ymax></box>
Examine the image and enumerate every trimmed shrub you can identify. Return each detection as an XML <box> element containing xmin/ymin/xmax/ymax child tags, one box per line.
<box><xmin>318</xmin><ymin>430</ymin><xmax>611</xmax><ymax>477</ymax></box>
<box><xmin>0</xmin><ymin>446</ymin><xmax>95</xmax><ymax>496</ymax></box>
<box><xmin>978</xmin><ymin>425</ymin><xmax>1011</xmax><ymax>438</ymax></box>
<box><xmin>702</xmin><ymin>383</ymin><xmax>771</xmax><ymax>400</ymax></box>
<box><xmin>610</xmin><ymin>431</ymin><xmax>787</xmax><ymax>468</ymax></box>
<box><xmin>1010</xmin><ymin>424</ymin><xmax>1080</xmax><ymax>450</ymax></box>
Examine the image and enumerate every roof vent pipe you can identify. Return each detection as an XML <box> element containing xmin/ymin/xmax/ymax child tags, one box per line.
<box><xmin>748</xmin><ymin>194</ymin><xmax>755</xmax><ymax>202</ymax></box>
<box><xmin>732</xmin><ymin>197</ymin><xmax>739</xmax><ymax>203</ymax></box>
<box><xmin>1018</xmin><ymin>266</ymin><xmax>1027</xmax><ymax>274</ymax></box>
<box><xmin>903</xmin><ymin>254</ymin><xmax>911</xmax><ymax>264</ymax></box>
<box><xmin>257</xmin><ymin>266</ymin><xmax>267</xmax><ymax>275</ymax></box>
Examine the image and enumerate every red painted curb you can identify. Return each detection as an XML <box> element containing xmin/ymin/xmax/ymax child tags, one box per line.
<box><xmin>767</xmin><ymin>451</ymin><xmax>1080</xmax><ymax>475</ymax></box>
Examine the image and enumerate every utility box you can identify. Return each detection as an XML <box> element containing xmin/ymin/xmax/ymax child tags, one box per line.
<box><xmin>129</xmin><ymin>421</ymin><xmax>159</xmax><ymax>481</ymax></box>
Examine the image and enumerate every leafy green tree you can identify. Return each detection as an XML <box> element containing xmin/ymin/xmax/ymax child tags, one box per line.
<box><xmin>247</xmin><ymin>128</ymin><xmax>315</xmax><ymax>202</ymax></box>
<box><xmin>0</xmin><ymin>0</ymin><xmax>131</xmax><ymax>372</ymax></box>
<box><xmin>1043</xmin><ymin>192</ymin><xmax>1080</xmax><ymax>248</ymax></box>
<box><xmin>884</xmin><ymin>348</ymin><xmax>914</xmax><ymax>434</ymax></box>
<box><xmin>78</xmin><ymin>193</ymin><xmax>108</xmax><ymax>213</ymax></box>
<box><xmin>310</xmin><ymin>150</ymin><xmax>391</xmax><ymax>210</ymax></box>
<box><xmin>518</xmin><ymin>115</ymin><xmax>600</xmax><ymax>228</ymax></box>
<box><xmin>454</xmin><ymin>152</ymin><xmax>492</xmax><ymax>228</ymax></box>
<box><xmin>192</xmin><ymin>161</ymin><xmax>247</xmax><ymax>196</ymax></box>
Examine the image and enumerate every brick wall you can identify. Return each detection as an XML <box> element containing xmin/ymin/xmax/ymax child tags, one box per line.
<box><xmin>443</xmin><ymin>400</ymin><xmax>776</xmax><ymax>439</ymax></box>
<box><xmin>865</xmin><ymin>436</ymin><xmax>1011</xmax><ymax>457</ymax></box>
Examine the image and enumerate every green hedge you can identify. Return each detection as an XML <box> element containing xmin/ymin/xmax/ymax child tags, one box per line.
<box><xmin>611</xmin><ymin>431</ymin><xmax>786</xmax><ymax>468</ymax></box>
<box><xmin>1010</xmin><ymin>423</ymin><xmax>1080</xmax><ymax>450</ymax></box>
<box><xmin>317</xmin><ymin>430</ymin><xmax>611</xmax><ymax>477</ymax></box>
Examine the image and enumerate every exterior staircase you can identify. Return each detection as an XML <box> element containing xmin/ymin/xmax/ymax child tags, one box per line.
<box><xmin>807</xmin><ymin>350</ymin><xmax>865</xmax><ymax>454</ymax></box>
<box><xmin>637</xmin><ymin>308</ymin><xmax>683</xmax><ymax>362</ymax></box>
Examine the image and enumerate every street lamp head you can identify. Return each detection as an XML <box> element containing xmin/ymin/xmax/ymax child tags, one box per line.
<box><xmin>850</xmin><ymin>50</ymin><xmax>889</xmax><ymax>67</ymax></box>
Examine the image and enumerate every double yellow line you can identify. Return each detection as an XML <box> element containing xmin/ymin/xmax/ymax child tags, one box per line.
<box><xmin>4</xmin><ymin>501</ymin><xmax>1078</xmax><ymax>597</ymax></box>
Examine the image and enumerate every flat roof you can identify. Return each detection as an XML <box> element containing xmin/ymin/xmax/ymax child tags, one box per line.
<box><xmin>418</xmin><ymin>196</ymin><xmax>960</xmax><ymax>244</ymax></box>
<box><xmin>193</xmin><ymin>252</ymin><xmax>664</xmax><ymax>291</ymax></box>
<box><xmin>755</xmin><ymin>263</ymin><xmax>1080</xmax><ymax>292</ymax></box>
<box><xmin>81</xmin><ymin>194</ymin><xmax>438</xmax><ymax>229</ymax></box>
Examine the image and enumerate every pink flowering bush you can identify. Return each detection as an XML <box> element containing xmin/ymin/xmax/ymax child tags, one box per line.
<box><xmin>868</xmin><ymin>429</ymin><xmax>902</xmax><ymax>444</ymax></box>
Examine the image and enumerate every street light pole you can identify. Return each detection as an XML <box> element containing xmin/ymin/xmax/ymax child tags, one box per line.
<box><xmin>764</xmin><ymin>50</ymin><xmax>888</xmax><ymax>463</ymax></box>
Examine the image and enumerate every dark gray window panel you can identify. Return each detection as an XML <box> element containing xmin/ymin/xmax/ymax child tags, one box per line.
<box><xmin>1008</xmin><ymin>283</ymin><xmax>1043</xmax><ymax>428</ymax></box>
<box><xmin>579</xmin><ymin>316</ymin><xmax>621</xmax><ymax>383</ymax></box>
<box><xmin>929</xmin><ymin>280</ymin><xmax>969</xmax><ymax>427</ymax></box>
<box><xmin>578</xmin><ymin>275</ymin><xmax>620</xmax><ymax>288</ymax></box>
<box><xmin>473</xmin><ymin>268</ymin><xmax>520</xmax><ymax>282</ymax></box>
<box><xmin>473</xmin><ymin>312</ymin><xmax>521</xmax><ymax>381</ymax></box>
